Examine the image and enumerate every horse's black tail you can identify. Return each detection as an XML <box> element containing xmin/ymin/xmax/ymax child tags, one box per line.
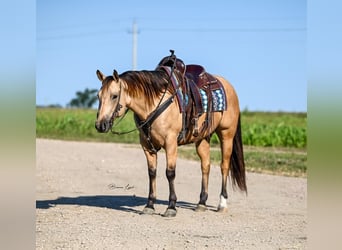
<box><xmin>230</xmin><ymin>114</ymin><xmax>247</xmax><ymax>193</ymax></box>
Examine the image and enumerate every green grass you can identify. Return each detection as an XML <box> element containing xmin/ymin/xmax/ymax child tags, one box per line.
<box><xmin>177</xmin><ymin>145</ymin><xmax>306</xmax><ymax>177</ymax></box>
<box><xmin>36</xmin><ymin>108</ymin><xmax>140</xmax><ymax>143</ymax></box>
<box><xmin>241</xmin><ymin>111</ymin><xmax>307</xmax><ymax>148</ymax></box>
<box><xmin>209</xmin><ymin>111</ymin><xmax>307</xmax><ymax>148</ymax></box>
<box><xmin>36</xmin><ymin>108</ymin><xmax>307</xmax><ymax>177</ymax></box>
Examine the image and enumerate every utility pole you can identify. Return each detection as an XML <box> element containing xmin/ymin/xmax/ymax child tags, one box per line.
<box><xmin>132</xmin><ymin>20</ymin><xmax>138</xmax><ymax>70</ymax></box>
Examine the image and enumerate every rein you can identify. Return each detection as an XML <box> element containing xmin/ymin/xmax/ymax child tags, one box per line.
<box><xmin>109</xmin><ymin>108</ymin><xmax>133</xmax><ymax>135</ymax></box>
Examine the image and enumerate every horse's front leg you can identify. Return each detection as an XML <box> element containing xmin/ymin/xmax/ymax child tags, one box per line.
<box><xmin>142</xmin><ymin>149</ymin><xmax>157</xmax><ymax>215</ymax></box>
<box><xmin>163</xmin><ymin>141</ymin><xmax>178</xmax><ymax>217</ymax></box>
<box><xmin>195</xmin><ymin>139</ymin><xmax>211</xmax><ymax>212</ymax></box>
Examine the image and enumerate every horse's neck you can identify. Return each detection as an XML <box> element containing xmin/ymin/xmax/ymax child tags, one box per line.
<box><xmin>126</xmin><ymin>95</ymin><xmax>158</xmax><ymax>121</ymax></box>
<box><xmin>121</xmin><ymin>72</ymin><xmax>172</xmax><ymax>121</ymax></box>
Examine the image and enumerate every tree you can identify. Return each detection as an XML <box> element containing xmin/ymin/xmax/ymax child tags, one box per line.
<box><xmin>68</xmin><ymin>88</ymin><xmax>98</xmax><ymax>108</ymax></box>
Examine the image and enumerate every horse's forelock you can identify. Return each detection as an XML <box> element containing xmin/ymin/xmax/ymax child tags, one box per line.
<box><xmin>100</xmin><ymin>75</ymin><xmax>116</xmax><ymax>92</ymax></box>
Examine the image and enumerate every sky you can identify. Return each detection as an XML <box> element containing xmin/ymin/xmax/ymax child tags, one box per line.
<box><xmin>37</xmin><ymin>0</ymin><xmax>306</xmax><ymax>112</ymax></box>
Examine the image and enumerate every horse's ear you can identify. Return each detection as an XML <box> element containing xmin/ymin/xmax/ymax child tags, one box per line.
<box><xmin>96</xmin><ymin>70</ymin><xmax>105</xmax><ymax>82</ymax></box>
<box><xmin>113</xmin><ymin>70</ymin><xmax>119</xmax><ymax>82</ymax></box>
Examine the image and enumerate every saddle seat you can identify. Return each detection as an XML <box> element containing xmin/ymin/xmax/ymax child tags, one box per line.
<box><xmin>184</xmin><ymin>64</ymin><xmax>224</xmax><ymax>114</ymax></box>
<box><xmin>185</xmin><ymin>64</ymin><xmax>217</xmax><ymax>88</ymax></box>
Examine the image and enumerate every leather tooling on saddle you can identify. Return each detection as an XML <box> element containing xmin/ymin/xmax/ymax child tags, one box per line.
<box><xmin>159</xmin><ymin>64</ymin><xmax>227</xmax><ymax>114</ymax></box>
<box><xmin>185</xmin><ymin>64</ymin><xmax>227</xmax><ymax>114</ymax></box>
<box><xmin>157</xmin><ymin>56</ymin><xmax>227</xmax><ymax>143</ymax></box>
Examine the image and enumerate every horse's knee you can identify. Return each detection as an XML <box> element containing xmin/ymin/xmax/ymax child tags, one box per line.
<box><xmin>148</xmin><ymin>168</ymin><xmax>157</xmax><ymax>178</ymax></box>
<box><xmin>166</xmin><ymin>168</ymin><xmax>175</xmax><ymax>180</ymax></box>
<box><xmin>201</xmin><ymin>163</ymin><xmax>210</xmax><ymax>175</ymax></box>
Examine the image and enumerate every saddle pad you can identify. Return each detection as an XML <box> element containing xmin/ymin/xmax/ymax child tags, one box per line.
<box><xmin>199</xmin><ymin>88</ymin><xmax>227</xmax><ymax>113</ymax></box>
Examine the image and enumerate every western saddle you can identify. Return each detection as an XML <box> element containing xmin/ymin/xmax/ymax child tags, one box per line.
<box><xmin>156</xmin><ymin>50</ymin><xmax>226</xmax><ymax>143</ymax></box>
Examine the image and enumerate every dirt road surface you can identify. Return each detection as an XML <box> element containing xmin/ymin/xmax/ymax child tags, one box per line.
<box><xmin>36</xmin><ymin>139</ymin><xmax>307</xmax><ymax>249</ymax></box>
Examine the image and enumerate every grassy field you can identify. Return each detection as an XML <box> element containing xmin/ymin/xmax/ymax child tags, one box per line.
<box><xmin>177</xmin><ymin>145</ymin><xmax>306</xmax><ymax>177</ymax></box>
<box><xmin>36</xmin><ymin>108</ymin><xmax>307</xmax><ymax>177</ymax></box>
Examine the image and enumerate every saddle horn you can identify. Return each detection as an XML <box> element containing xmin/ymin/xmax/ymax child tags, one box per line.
<box><xmin>168</xmin><ymin>49</ymin><xmax>177</xmax><ymax>71</ymax></box>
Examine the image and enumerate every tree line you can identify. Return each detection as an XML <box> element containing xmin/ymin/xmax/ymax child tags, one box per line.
<box><xmin>67</xmin><ymin>88</ymin><xmax>97</xmax><ymax>108</ymax></box>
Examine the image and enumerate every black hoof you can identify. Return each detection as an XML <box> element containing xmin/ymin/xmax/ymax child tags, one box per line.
<box><xmin>142</xmin><ymin>206</ymin><xmax>155</xmax><ymax>215</ymax></box>
<box><xmin>195</xmin><ymin>204</ymin><xmax>207</xmax><ymax>212</ymax></box>
<box><xmin>162</xmin><ymin>208</ymin><xmax>177</xmax><ymax>217</ymax></box>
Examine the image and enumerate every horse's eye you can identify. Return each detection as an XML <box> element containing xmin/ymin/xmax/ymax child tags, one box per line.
<box><xmin>111</xmin><ymin>95</ymin><xmax>118</xmax><ymax>100</ymax></box>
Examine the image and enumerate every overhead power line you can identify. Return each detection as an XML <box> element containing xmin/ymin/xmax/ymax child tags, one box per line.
<box><xmin>37</xmin><ymin>26</ymin><xmax>305</xmax><ymax>41</ymax></box>
<box><xmin>37</xmin><ymin>29</ymin><xmax>122</xmax><ymax>41</ymax></box>
<box><xmin>143</xmin><ymin>27</ymin><xmax>306</xmax><ymax>33</ymax></box>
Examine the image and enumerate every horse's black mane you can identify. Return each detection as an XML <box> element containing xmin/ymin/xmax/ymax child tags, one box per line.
<box><xmin>120</xmin><ymin>70</ymin><xmax>175</xmax><ymax>107</ymax></box>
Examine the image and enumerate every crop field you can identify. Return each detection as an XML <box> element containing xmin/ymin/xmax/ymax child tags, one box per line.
<box><xmin>36</xmin><ymin>108</ymin><xmax>306</xmax><ymax>176</ymax></box>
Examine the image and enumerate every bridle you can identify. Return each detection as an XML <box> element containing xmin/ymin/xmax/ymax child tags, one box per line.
<box><xmin>107</xmin><ymin>80</ymin><xmax>138</xmax><ymax>135</ymax></box>
<box><xmin>109</xmin><ymin>80</ymin><xmax>124</xmax><ymax>125</ymax></box>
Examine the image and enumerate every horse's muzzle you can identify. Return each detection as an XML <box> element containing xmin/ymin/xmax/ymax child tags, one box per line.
<box><xmin>95</xmin><ymin>120</ymin><xmax>111</xmax><ymax>133</ymax></box>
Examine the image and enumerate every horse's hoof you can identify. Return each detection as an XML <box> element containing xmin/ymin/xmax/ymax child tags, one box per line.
<box><xmin>217</xmin><ymin>206</ymin><xmax>228</xmax><ymax>213</ymax></box>
<box><xmin>217</xmin><ymin>195</ymin><xmax>228</xmax><ymax>213</ymax></box>
<box><xmin>142</xmin><ymin>206</ymin><xmax>155</xmax><ymax>215</ymax></box>
<box><xmin>195</xmin><ymin>204</ymin><xmax>207</xmax><ymax>212</ymax></box>
<box><xmin>162</xmin><ymin>208</ymin><xmax>177</xmax><ymax>217</ymax></box>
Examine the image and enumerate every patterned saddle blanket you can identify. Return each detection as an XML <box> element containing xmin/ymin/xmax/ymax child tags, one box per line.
<box><xmin>200</xmin><ymin>88</ymin><xmax>226</xmax><ymax>113</ymax></box>
<box><xmin>160</xmin><ymin>63</ymin><xmax>227</xmax><ymax>115</ymax></box>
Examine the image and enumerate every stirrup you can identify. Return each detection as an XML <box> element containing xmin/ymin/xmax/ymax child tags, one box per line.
<box><xmin>192</xmin><ymin>118</ymin><xmax>199</xmax><ymax>137</ymax></box>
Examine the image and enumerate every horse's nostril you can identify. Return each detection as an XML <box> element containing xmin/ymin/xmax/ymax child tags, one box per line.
<box><xmin>101</xmin><ymin>122</ymin><xmax>107</xmax><ymax>132</ymax></box>
<box><xmin>95</xmin><ymin>121</ymin><xmax>106</xmax><ymax>132</ymax></box>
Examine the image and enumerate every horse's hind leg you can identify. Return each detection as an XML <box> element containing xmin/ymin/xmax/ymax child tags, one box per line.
<box><xmin>216</xmin><ymin>129</ymin><xmax>234</xmax><ymax>212</ymax></box>
<box><xmin>142</xmin><ymin>149</ymin><xmax>157</xmax><ymax>215</ymax></box>
<box><xmin>195</xmin><ymin>138</ymin><xmax>211</xmax><ymax>212</ymax></box>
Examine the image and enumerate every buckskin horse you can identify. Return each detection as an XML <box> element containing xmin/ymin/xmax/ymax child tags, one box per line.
<box><xmin>95</xmin><ymin>50</ymin><xmax>247</xmax><ymax>217</ymax></box>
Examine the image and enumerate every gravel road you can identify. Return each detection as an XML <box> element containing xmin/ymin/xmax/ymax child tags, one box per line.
<box><xmin>36</xmin><ymin>139</ymin><xmax>307</xmax><ymax>249</ymax></box>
